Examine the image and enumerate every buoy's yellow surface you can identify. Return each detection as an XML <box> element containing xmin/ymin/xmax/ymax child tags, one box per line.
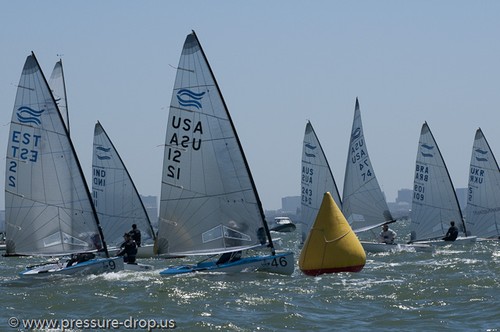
<box><xmin>299</xmin><ymin>192</ymin><xmax>366</xmax><ymax>276</ymax></box>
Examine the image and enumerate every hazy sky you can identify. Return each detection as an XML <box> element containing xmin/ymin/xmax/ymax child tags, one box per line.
<box><xmin>1</xmin><ymin>1</ymin><xmax>500</xmax><ymax>211</ymax></box>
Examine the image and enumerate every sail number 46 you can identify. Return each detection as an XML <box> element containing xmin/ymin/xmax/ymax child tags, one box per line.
<box><xmin>271</xmin><ymin>256</ymin><xmax>288</xmax><ymax>267</ymax></box>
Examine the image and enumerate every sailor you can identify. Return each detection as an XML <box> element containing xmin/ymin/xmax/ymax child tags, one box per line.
<box><xmin>443</xmin><ymin>221</ymin><xmax>459</xmax><ymax>241</ymax></box>
<box><xmin>216</xmin><ymin>251</ymin><xmax>242</xmax><ymax>265</ymax></box>
<box><xmin>379</xmin><ymin>224</ymin><xmax>397</xmax><ymax>244</ymax></box>
<box><xmin>66</xmin><ymin>253</ymin><xmax>95</xmax><ymax>267</ymax></box>
<box><xmin>128</xmin><ymin>224</ymin><xmax>142</xmax><ymax>247</ymax></box>
<box><xmin>117</xmin><ymin>233</ymin><xmax>138</xmax><ymax>263</ymax></box>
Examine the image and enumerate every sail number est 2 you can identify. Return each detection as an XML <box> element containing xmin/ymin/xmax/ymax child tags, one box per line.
<box><xmin>7</xmin><ymin>130</ymin><xmax>41</xmax><ymax>188</ymax></box>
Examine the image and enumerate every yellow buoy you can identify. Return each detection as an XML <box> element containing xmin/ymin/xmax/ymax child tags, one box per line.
<box><xmin>299</xmin><ymin>192</ymin><xmax>366</xmax><ymax>276</ymax></box>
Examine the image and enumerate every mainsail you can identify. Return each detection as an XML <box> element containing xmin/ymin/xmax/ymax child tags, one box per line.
<box><xmin>92</xmin><ymin>121</ymin><xmax>156</xmax><ymax>248</ymax></box>
<box><xmin>465</xmin><ymin>128</ymin><xmax>500</xmax><ymax>239</ymax></box>
<box><xmin>410</xmin><ymin>122</ymin><xmax>465</xmax><ymax>242</ymax></box>
<box><xmin>300</xmin><ymin>121</ymin><xmax>342</xmax><ymax>243</ymax></box>
<box><xmin>156</xmin><ymin>31</ymin><xmax>274</xmax><ymax>256</ymax></box>
<box><xmin>5</xmin><ymin>53</ymin><xmax>105</xmax><ymax>256</ymax></box>
<box><xmin>48</xmin><ymin>60</ymin><xmax>69</xmax><ymax>134</ymax></box>
<box><xmin>342</xmin><ymin>98</ymin><xmax>393</xmax><ymax>235</ymax></box>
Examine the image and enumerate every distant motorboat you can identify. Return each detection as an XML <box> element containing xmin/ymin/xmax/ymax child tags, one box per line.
<box><xmin>270</xmin><ymin>217</ymin><xmax>296</xmax><ymax>233</ymax></box>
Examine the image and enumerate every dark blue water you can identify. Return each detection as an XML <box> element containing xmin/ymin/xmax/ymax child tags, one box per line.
<box><xmin>1</xmin><ymin>224</ymin><xmax>499</xmax><ymax>331</ymax></box>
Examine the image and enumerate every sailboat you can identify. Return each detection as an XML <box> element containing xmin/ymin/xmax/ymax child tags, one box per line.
<box><xmin>5</xmin><ymin>53</ymin><xmax>123</xmax><ymax>276</ymax></box>
<box><xmin>92</xmin><ymin>121</ymin><xmax>156</xmax><ymax>270</ymax></box>
<box><xmin>300</xmin><ymin>121</ymin><xmax>342</xmax><ymax>244</ymax></box>
<box><xmin>48</xmin><ymin>59</ymin><xmax>69</xmax><ymax>133</ymax></box>
<box><xmin>465</xmin><ymin>128</ymin><xmax>500</xmax><ymax>240</ymax></box>
<box><xmin>270</xmin><ymin>216</ymin><xmax>296</xmax><ymax>233</ymax></box>
<box><xmin>410</xmin><ymin>122</ymin><xmax>476</xmax><ymax>245</ymax></box>
<box><xmin>342</xmin><ymin>99</ymin><xmax>431</xmax><ymax>252</ymax></box>
<box><xmin>156</xmin><ymin>31</ymin><xmax>294</xmax><ymax>276</ymax></box>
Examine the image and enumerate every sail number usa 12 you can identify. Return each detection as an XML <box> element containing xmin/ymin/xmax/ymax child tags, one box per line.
<box><xmin>166</xmin><ymin>115</ymin><xmax>203</xmax><ymax>180</ymax></box>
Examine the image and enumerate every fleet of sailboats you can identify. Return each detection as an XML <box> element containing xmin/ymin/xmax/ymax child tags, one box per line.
<box><xmin>465</xmin><ymin>128</ymin><xmax>500</xmax><ymax>240</ymax></box>
<box><xmin>3</xmin><ymin>34</ymin><xmax>493</xmax><ymax>280</ymax></box>
<box><xmin>155</xmin><ymin>31</ymin><xmax>294</xmax><ymax>276</ymax></box>
<box><xmin>5</xmin><ymin>53</ymin><xmax>123</xmax><ymax>276</ymax></box>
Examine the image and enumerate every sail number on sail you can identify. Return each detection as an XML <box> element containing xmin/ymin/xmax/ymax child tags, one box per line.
<box><xmin>349</xmin><ymin>136</ymin><xmax>372</xmax><ymax>182</ymax></box>
<box><xmin>468</xmin><ymin>167</ymin><xmax>484</xmax><ymax>204</ymax></box>
<box><xmin>7</xmin><ymin>130</ymin><xmax>42</xmax><ymax>188</ymax></box>
<box><xmin>469</xmin><ymin>167</ymin><xmax>484</xmax><ymax>185</ymax></box>
<box><xmin>414</xmin><ymin>164</ymin><xmax>428</xmax><ymax>201</ymax></box>
<box><xmin>166</xmin><ymin>115</ymin><xmax>203</xmax><ymax>180</ymax></box>
<box><xmin>301</xmin><ymin>166</ymin><xmax>313</xmax><ymax>205</ymax></box>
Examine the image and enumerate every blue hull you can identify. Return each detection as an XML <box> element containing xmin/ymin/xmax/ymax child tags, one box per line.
<box><xmin>160</xmin><ymin>252</ymin><xmax>294</xmax><ymax>276</ymax></box>
<box><xmin>20</xmin><ymin>257</ymin><xmax>124</xmax><ymax>277</ymax></box>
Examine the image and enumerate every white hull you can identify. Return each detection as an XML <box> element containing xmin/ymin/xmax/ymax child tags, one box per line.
<box><xmin>361</xmin><ymin>241</ymin><xmax>433</xmax><ymax>253</ymax></box>
<box><xmin>160</xmin><ymin>252</ymin><xmax>294</xmax><ymax>276</ymax></box>
<box><xmin>19</xmin><ymin>257</ymin><xmax>124</xmax><ymax>278</ymax></box>
<box><xmin>413</xmin><ymin>236</ymin><xmax>477</xmax><ymax>246</ymax></box>
<box><xmin>475</xmin><ymin>237</ymin><xmax>500</xmax><ymax>242</ymax></box>
<box><xmin>270</xmin><ymin>223</ymin><xmax>297</xmax><ymax>233</ymax></box>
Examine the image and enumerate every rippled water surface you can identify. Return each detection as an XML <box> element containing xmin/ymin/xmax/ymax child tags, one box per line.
<box><xmin>1</xmin><ymin>225</ymin><xmax>499</xmax><ymax>331</ymax></box>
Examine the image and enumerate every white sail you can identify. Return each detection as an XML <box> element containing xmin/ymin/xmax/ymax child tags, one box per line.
<box><xmin>300</xmin><ymin>121</ymin><xmax>342</xmax><ymax>242</ymax></box>
<box><xmin>465</xmin><ymin>128</ymin><xmax>500</xmax><ymax>239</ymax></box>
<box><xmin>5</xmin><ymin>54</ymin><xmax>104</xmax><ymax>256</ymax></box>
<box><xmin>48</xmin><ymin>60</ymin><xmax>69</xmax><ymax>133</ymax></box>
<box><xmin>92</xmin><ymin>121</ymin><xmax>156</xmax><ymax>248</ymax></box>
<box><xmin>410</xmin><ymin>122</ymin><xmax>465</xmax><ymax>242</ymax></box>
<box><xmin>157</xmin><ymin>32</ymin><xmax>273</xmax><ymax>256</ymax></box>
<box><xmin>342</xmin><ymin>99</ymin><xmax>393</xmax><ymax>235</ymax></box>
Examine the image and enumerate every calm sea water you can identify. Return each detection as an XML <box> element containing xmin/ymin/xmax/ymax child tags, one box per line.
<box><xmin>1</xmin><ymin>221</ymin><xmax>499</xmax><ymax>332</ymax></box>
